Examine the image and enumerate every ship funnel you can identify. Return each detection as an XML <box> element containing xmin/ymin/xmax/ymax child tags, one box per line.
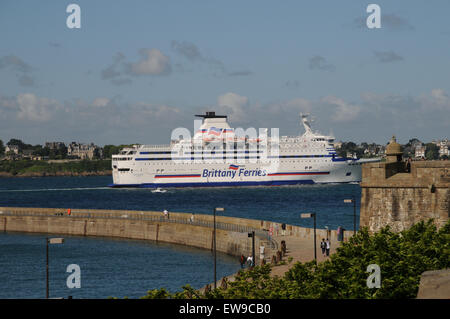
<box><xmin>195</xmin><ymin>111</ymin><xmax>227</xmax><ymax>119</ymax></box>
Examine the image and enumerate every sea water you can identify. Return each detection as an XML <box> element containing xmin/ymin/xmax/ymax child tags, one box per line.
<box><xmin>0</xmin><ymin>176</ymin><xmax>361</xmax><ymax>298</ymax></box>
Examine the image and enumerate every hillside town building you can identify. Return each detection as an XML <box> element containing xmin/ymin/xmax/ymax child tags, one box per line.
<box><xmin>67</xmin><ymin>142</ymin><xmax>101</xmax><ymax>160</ymax></box>
<box><xmin>45</xmin><ymin>142</ymin><xmax>66</xmax><ymax>150</ymax></box>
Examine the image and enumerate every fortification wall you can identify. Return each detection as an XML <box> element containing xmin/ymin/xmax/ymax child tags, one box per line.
<box><xmin>360</xmin><ymin>160</ymin><xmax>449</xmax><ymax>232</ymax></box>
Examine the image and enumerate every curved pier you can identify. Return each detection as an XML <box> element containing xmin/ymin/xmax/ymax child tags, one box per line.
<box><xmin>0</xmin><ymin>207</ymin><xmax>351</xmax><ymax>264</ymax></box>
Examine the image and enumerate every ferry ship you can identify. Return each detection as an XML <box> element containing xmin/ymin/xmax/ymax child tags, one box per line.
<box><xmin>110</xmin><ymin>112</ymin><xmax>379</xmax><ymax>187</ymax></box>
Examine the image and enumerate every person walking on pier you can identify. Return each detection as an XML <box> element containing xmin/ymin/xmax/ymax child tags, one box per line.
<box><xmin>247</xmin><ymin>256</ymin><xmax>254</xmax><ymax>268</ymax></box>
<box><xmin>281</xmin><ymin>223</ymin><xmax>286</xmax><ymax>236</ymax></box>
<box><xmin>405</xmin><ymin>157</ymin><xmax>412</xmax><ymax>173</ymax></box>
<box><xmin>260</xmin><ymin>244</ymin><xmax>265</xmax><ymax>264</ymax></box>
<box><xmin>240</xmin><ymin>254</ymin><xmax>246</xmax><ymax>268</ymax></box>
<box><xmin>320</xmin><ymin>238</ymin><xmax>326</xmax><ymax>257</ymax></box>
<box><xmin>325</xmin><ymin>239</ymin><xmax>330</xmax><ymax>257</ymax></box>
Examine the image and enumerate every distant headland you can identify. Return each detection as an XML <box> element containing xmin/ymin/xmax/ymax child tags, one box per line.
<box><xmin>0</xmin><ymin>159</ymin><xmax>111</xmax><ymax>178</ymax></box>
<box><xmin>0</xmin><ymin>137</ymin><xmax>448</xmax><ymax>178</ymax></box>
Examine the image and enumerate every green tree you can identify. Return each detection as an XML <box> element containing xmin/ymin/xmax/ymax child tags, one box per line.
<box><xmin>56</xmin><ymin>145</ymin><xmax>68</xmax><ymax>159</ymax></box>
<box><xmin>405</xmin><ymin>138</ymin><xmax>421</xmax><ymax>148</ymax></box>
<box><xmin>93</xmin><ymin>148</ymin><xmax>102</xmax><ymax>159</ymax></box>
<box><xmin>103</xmin><ymin>145</ymin><xmax>122</xmax><ymax>159</ymax></box>
<box><xmin>402</xmin><ymin>138</ymin><xmax>420</xmax><ymax>158</ymax></box>
<box><xmin>7</xmin><ymin>138</ymin><xmax>24</xmax><ymax>147</ymax></box>
<box><xmin>32</xmin><ymin>146</ymin><xmax>50</xmax><ymax>157</ymax></box>
<box><xmin>336</xmin><ymin>142</ymin><xmax>365</xmax><ymax>158</ymax></box>
<box><xmin>425</xmin><ymin>143</ymin><xmax>439</xmax><ymax>160</ymax></box>
<box><xmin>7</xmin><ymin>138</ymin><xmax>33</xmax><ymax>150</ymax></box>
<box><xmin>0</xmin><ymin>139</ymin><xmax>4</xmax><ymax>155</ymax></box>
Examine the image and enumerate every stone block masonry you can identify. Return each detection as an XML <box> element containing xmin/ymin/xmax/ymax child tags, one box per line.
<box><xmin>360</xmin><ymin>160</ymin><xmax>449</xmax><ymax>233</ymax></box>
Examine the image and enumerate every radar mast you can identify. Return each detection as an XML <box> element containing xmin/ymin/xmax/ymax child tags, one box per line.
<box><xmin>300</xmin><ymin>113</ymin><xmax>312</xmax><ymax>134</ymax></box>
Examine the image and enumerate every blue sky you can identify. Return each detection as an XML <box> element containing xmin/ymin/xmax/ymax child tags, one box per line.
<box><xmin>0</xmin><ymin>0</ymin><xmax>449</xmax><ymax>145</ymax></box>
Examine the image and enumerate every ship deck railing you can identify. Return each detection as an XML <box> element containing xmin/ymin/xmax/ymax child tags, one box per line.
<box><xmin>139</xmin><ymin>144</ymin><xmax>172</xmax><ymax>149</ymax></box>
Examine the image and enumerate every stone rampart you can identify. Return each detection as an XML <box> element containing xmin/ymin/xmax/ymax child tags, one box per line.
<box><xmin>360</xmin><ymin>160</ymin><xmax>449</xmax><ymax>232</ymax></box>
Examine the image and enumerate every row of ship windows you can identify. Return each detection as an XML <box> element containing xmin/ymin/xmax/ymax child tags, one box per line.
<box><xmin>139</xmin><ymin>150</ymin><xmax>265</xmax><ymax>155</ymax></box>
<box><xmin>114</xmin><ymin>151</ymin><xmax>337</xmax><ymax>160</ymax></box>
<box><xmin>112</xmin><ymin>157</ymin><xmax>338</xmax><ymax>165</ymax></box>
<box><xmin>136</xmin><ymin>148</ymin><xmax>333</xmax><ymax>155</ymax></box>
<box><xmin>126</xmin><ymin>155</ymin><xmax>336</xmax><ymax>161</ymax></box>
<box><xmin>122</xmin><ymin>160</ymin><xmax>329</xmax><ymax>166</ymax></box>
<box><xmin>138</xmin><ymin>148</ymin><xmax>332</xmax><ymax>155</ymax></box>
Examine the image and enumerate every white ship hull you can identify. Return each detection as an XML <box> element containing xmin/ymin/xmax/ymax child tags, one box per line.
<box><xmin>111</xmin><ymin>161</ymin><xmax>367</xmax><ymax>188</ymax></box>
<box><xmin>110</xmin><ymin>112</ymin><xmax>379</xmax><ymax>188</ymax></box>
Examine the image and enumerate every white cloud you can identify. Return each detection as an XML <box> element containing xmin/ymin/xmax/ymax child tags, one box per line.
<box><xmin>0</xmin><ymin>95</ymin><xmax>16</xmax><ymax>110</ymax></box>
<box><xmin>373</xmin><ymin>50</ymin><xmax>404</xmax><ymax>63</ymax></box>
<box><xmin>129</xmin><ymin>49</ymin><xmax>171</xmax><ymax>76</ymax></box>
<box><xmin>171</xmin><ymin>40</ymin><xmax>226</xmax><ymax>75</ymax></box>
<box><xmin>284</xmin><ymin>98</ymin><xmax>312</xmax><ymax>114</ymax></box>
<box><xmin>91</xmin><ymin>97</ymin><xmax>110</xmax><ymax>108</ymax></box>
<box><xmin>101</xmin><ymin>52</ymin><xmax>125</xmax><ymax>79</ymax></box>
<box><xmin>0</xmin><ymin>55</ymin><xmax>32</xmax><ymax>73</ymax></box>
<box><xmin>321</xmin><ymin>96</ymin><xmax>361</xmax><ymax>122</ymax></box>
<box><xmin>308</xmin><ymin>55</ymin><xmax>335</xmax><ymax>72</ymax></box>
<box><xmin>427</xmin><ymin>89</ymin><xmax>450</xmax><ymax>110</ymax></box>
<box><xmin>0</xmin><ymin>55</ymin><xmax>36</xmax><ymax>87</ymax></box>
<box><xmin>171</xmin><ymin>40</ymin><xmax>203</xmax><ymax>62</ymax></box>
<box><xmin>133</xmin><ymin>103</ymin><xmax>181</xmax><ymax>119</ymax></box>
<box><xmin>0</xmin><ymin>89</ymin><xmax>448</xmax><ymax>145</ymax></box>
<box><xmin>217</xmin><ymin>92</ymin><xmax>249</xmax><ymax>122</ymax></box>
<box><xmin>16</xmin><ymin>93</ymin><xmax>58</xmax><ymax>122</ymax></box>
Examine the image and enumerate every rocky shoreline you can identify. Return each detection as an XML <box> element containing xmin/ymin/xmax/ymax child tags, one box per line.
<box><xmin>0</xmin><ymin>171</ymin><xmax>112</xmax><ymax>178</ymax></box>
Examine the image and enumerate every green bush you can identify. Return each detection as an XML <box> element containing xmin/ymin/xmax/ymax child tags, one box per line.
<box><xmin>140</xmin><ymin>219</ymin><xmax>449</xmax><ymax>299</ymax></box>
<box><xmin>0</xmin><ymin>159</ymin><xmax>111</xmax><ymax>175</ymax></box>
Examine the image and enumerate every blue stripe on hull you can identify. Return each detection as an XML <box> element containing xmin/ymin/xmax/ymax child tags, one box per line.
<box><xmin>108</xmin><ymin>179</ymin><xmax>316</xmax><ymax>188</ymax></box>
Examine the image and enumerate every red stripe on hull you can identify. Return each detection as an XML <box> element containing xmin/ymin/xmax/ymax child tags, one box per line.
<box><xmin>268</xmin><ymin>172</ymin><xmax>330</xmax><ymax>176</ymax></box>
<box><xmin>155</xmin><ymin>175</ymin><xmax>201</xmax><ymax>178</ymax></box>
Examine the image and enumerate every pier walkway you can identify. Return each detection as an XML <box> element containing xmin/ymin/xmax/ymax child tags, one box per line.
<box><xmin>201</xmin><ymin>230</ymin><xmax>346</xmax><ymax>292</ymax></box>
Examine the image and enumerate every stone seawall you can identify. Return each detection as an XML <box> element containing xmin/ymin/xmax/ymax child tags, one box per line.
<box><xmin>0</xmin><ymin>207</ymin><xmax>352</xmax><ymax>260</ymax></box>
<box><xmin>0</xmin><ymin>207</ymin><xmax>258</xmax><ymax>258</ymax></box>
